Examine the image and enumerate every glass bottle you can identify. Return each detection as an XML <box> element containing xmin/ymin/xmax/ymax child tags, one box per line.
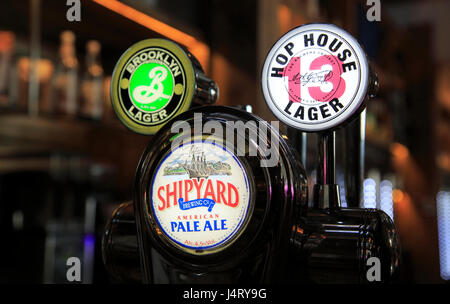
<box><xmin>52</xmin><ymin>30</ymin><xmax>78</xmax><ymax>117</ymax></box>
<box><xmin>80</xmin><ymin>40</ymin><xmax>103</xmax><ymax>120</ymax></box>
<box><xmin>0</xmin><ymin>31</ymin><xmax>16</xmax><ymax>108</ymax></box>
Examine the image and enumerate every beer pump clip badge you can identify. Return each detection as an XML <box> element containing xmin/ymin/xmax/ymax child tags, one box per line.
<box><xmin>111</xmin><ymin>39</ymin><xmax>195</xmax><ymax>135</ymax></box>
<box><xmin>261</xmin><ymin>24</ymin><xmax>370</xmax><ymax>131</ymax></box>
<box><xmin>150</xmin><ymin>141</ymin><xmax>252</xmax><ymax>255</ymax></box>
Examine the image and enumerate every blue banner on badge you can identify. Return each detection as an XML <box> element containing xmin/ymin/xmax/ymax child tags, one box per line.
<box><xmin>178</xmin><ymin>198</ymin><xmax>216</xmax><ymax>212</ymax></box>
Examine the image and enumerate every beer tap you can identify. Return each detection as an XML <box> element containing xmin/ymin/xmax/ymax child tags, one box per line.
<box><xmin>261</xmin><ymin>23</ymin><xmax>401</xmax><ymax>283</ymax></box>
<box><xmin>102</xmin><ymin>38</ymin><xmax>310</xmax><ymax>284</ymax></box>
<box><xmin>295</xmin><ymin>128</ymin><xmax>400</xmax><ymax>283</ymax></box>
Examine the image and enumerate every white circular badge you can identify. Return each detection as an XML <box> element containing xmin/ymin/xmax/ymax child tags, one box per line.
<box><xmin>261</xmin><ymin>24</ymin><xmax>369</xmax><ymax>131</ymax></box>
<box><xmin>150</xmin><ymin>141</ymin><xmax>252</xmax><ymax>254</ymax></box>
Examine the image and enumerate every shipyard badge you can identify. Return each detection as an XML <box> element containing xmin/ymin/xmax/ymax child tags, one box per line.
<box><xmin>150</xmin><ymin>141</ymin><xmax>252</xmax><ymax>254</ymax></box>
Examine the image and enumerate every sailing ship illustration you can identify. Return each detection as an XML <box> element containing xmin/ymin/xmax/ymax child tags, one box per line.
<box><xmin>163</xmin><ymin>145</ymin><xmax>232</xmax><ymax>179</ymax></box>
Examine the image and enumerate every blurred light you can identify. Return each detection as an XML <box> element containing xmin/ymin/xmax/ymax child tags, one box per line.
<box><xmin>84</xmin><ymin>234</ymin><xmax>95</xmax><ymax>249</ymax></box>
<box><xmin>380</xmin><ymin>180</ymin><xmax>394</xmax><ymax>220</ymax></box>
<box><xmin>437</xmin><ymin>191</ymin><xmax>450</xmax><ymax>281</ymax></box>
<box><xmin>278</xmin><ymin>4</ymin><xmax>292</xmax><ymax>34</ymax></box>
<box><xmin>92</xmin><ymin>0</ymin><xmax>210</xmax><ymax>69</ymax></box>
<box><xmin>337</xmin><ymin>171</ymin><xmax>347</xmax><ymax>207</ymax></box>
<box><xmin>363</xmin><ymin>178</ymin><xmax>377</xmax><ymax>208</ymax></box>
<box><xmin>0</xmin><ymin>31</ymin><xmax>15</xmax><ymax>51</ymax></box>
<box><xmin>437</xmin><ymin>153</ymin><xmax>450</xmax><ymax>171</ymax></box>
<box><xmin>393</xmin><ymin>189</ymin><xmax>404</xmax><ymax>204</ymax></box>
<box><xmin>12</xmin><ymin>210</ymin><xmax>24</xmax><ymax>231</ymax></box>
<box><xmin>436</xmin><ymin>64</ymin><xmax>450</xmax><ymax>111</ymax></box>
<box><xmin>83</xmin><ymin>233</ymin><xmax>95</xmax><ymax>284</ymax></box>
<box><xmin>390</xmin><ymin>142</ymin><xmax>410</xmax><ymax>161</ymax></box>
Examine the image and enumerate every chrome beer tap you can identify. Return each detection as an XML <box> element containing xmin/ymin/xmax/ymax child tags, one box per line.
<box><xmin>261</xmin><ymin>23</ymin><xmax>401</xmax><ymax>283</ymax></box>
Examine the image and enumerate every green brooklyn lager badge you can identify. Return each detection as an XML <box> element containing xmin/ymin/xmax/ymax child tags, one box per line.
<box><xmin>129</xmin><ymin>61</ymin><xmax>175</xmax><ymax>112</ymax></box>
<box><xmin>111</xmin><ymin>39</ymin><xmax>197</xmax><ymax>135</ymax></box>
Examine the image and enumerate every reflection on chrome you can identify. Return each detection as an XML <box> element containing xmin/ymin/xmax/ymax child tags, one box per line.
<box><xmin>437</xmin><ymin>191</ymin><xmax>450</xmax><ymax>280</ymax></box>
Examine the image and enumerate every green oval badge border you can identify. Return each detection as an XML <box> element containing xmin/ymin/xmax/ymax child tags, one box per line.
<box><xmin>111</xmin><ymin>39</ymin><xmax>196</xmax><ymax>135</ymax></box>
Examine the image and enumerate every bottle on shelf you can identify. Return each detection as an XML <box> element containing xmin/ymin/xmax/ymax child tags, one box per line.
<box><xmin>0</xmin><ymin>31</ymin><xmax>16</xmax><ymax>108</ymax></box>
<box><xmin>80</xmin><ymin>40</ymin><xmax>104</xmax><ymax>121</ymax></box>
<box><xmin>51</xmin><ymin>30</ymin><xmax>79</xmax><ymax>118</ymax></box>
<box><xmin>16</xmin><ymin>57</ymin><xmax>54</xmax><ymax>114</ymax></box>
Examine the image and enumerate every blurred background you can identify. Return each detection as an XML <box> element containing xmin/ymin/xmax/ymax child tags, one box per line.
<box><xmin>0</xmin><ymin>0</ymin><xmax>449</xmax><ymax>283</ymax></box>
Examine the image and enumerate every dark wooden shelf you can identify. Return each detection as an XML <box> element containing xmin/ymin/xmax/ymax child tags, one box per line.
<box><xmin>0</xmin><ymin>112</ymin><xmax>151</xmax><ymax>193</ymax></box>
